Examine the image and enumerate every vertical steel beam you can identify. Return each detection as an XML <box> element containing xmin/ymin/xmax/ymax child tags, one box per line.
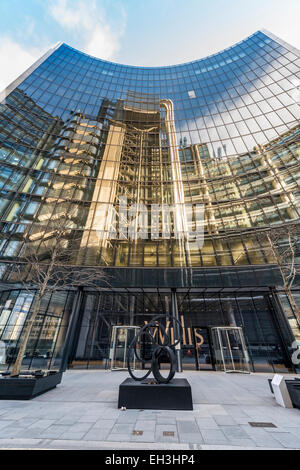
<box><xmin>60</xmin><ymin>287</ymin><xmax>84</xmax><ymax>372</ymax></box>
<box><xmin>171</xmin><ymin>288</ymin><xmax>182</xmax><ymax>373</ymax></box>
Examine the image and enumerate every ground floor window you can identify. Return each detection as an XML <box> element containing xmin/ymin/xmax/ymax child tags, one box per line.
<box><xmin>0</xmin><ymin>289</ymin><xmax>74</xmax><ymax>372</ymax></box>
<box><xmin>0</xmin><ymin>287</ymin><xmax>298</xmax><ymax>374</ymax></box>
<box><xmin>70</xmin><ymin>289</ymin><xmax>298</xmax><ymax>374</ymax></box>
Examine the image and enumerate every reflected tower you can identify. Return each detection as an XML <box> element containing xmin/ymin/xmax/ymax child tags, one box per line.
<box><xmin>0</xmin><ymin>30</ymin><xmax>299</xmax><ymax>373</ymax></box>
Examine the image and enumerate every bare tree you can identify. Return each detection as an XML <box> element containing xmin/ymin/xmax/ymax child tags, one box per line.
<box><xmin>263</xmin><ymin>223</ymin><xmax>300</xmax><ymax>324</ymax></box>
<box><xmin>8</xmin><ymin>211</ymin><xmax>108</xmax><ymax>377</ymax></box>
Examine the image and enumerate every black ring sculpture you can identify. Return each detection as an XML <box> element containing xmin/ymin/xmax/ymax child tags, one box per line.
<box><xmin>127</xmin><ymin>314</ymin><xmax>182</xmax><ymax>384</ymax></box>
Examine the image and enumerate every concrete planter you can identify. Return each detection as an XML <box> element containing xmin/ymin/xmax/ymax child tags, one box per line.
<box><xmin>286</xmin><ymin>381</ymin><xmax>300</xmax><ymax>409</ymax></box>
<box><xmin>269</xmin><ymin>378</ymin><xmax>300</xmax><ymax>409</ymax></box>
<box><xmin>0</xmin><ymin>371</ymin><xmax>63</xmax><ymax>400</ymax></box>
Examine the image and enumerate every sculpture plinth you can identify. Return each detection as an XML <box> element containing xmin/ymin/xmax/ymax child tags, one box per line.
<box><xmin>118</xmin><ymin>378</ymin><xmax>193</xmax><ymax>410</ymax></box>
<box><xmin>118</xmin><ymin>314</ymin><xmax>193</xmax><ymax>410</ymax></box>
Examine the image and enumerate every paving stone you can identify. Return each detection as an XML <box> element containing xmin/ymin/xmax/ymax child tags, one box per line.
<box><xmin>265</xmin><ymin>426</ymin><xmax>290</xmax><ymax>433</ymax></box>
<box><xmin>179</xmin><ymin>433</ymin><xmax>203</xmax><ymax>444</ymax></box>
<box><xmin>223</xmin><ymin>405</ymin><xmax>249</xmax><ymax>418</ymax></box>
<box><xmin>112</xmin><ymin>423</ymin><xmax>135</xmax><ymax>434</ymax></box>
<box><xmin>15</xmin><ymin>429</ymin><xmax>45</xmax><ymax>439</ymax></box>
<box><xmin>76</xmin><ymin>415</ymin><xmax>99</xmax><ymax>423</ymax></box>
<box><xmin>27</xmin><ymin>419</ymin><xmax>56</xmax><ymax>430</ymax></box>
<box><xmin>39</xmin><ymin>425</ymin><xmax>71</xmax><ymax>439</ymax></box>
<box><xmin>135</xmin><ymin>420</ymin><xmax>156</xmax><ymax>432</ymax></box>
<box><xmin>227</xmin><ymin>438</ymin><xmax>256</xmax><ymax>448</ymax></box>
<box><xmin>130</xmin><ymin>432</ymin><xmax>155</xmax><ymax>443</ymax></box>
<box><xmin>100</xmin><ymin>409</ymin><xmax>121</xmax><ymax>419</ymax></box>
<box><xmin>166</xmin><ymin>411</ymin><xmax>195</xmax><ymax>420</ymax></box>
<box><xmin>0</xmin><ymin>411</ymin><xmax>29</xmax><ymax>420</ymax></box>
<box><xmin>0</xmin><ymin>438</ymin><xmax>43</xmax><ymax>448</ymax></box>
<box><xmin>0</xmin><ymin>426</ymin><xmax>25</xmax><ymax>438</ymax></box>
<box><xmin>272</xmin><ymin>418</ymin><xmax>300</xmax><ymax>428</ymax></box>
<box><xmin>219</xmin><ymin>426</ymin><xmax>249</xmax><ymax>440</ymax></box>
<box><xmin>271</xmin><ymin>432</ymin><xmax>300</xmax><ymax>449</ymax></box>
<box><xmin>201</xmin><ymin>429</ymin><xmax>229</xmax><ymax>445</ymax></box>
<box><xmin>157</xmin><ymin>417</ymin><xmax>176</xmax><ymax>425</ymax></box>
<box><xmin>116</xmin><ymin>413</ymin><xmax>139</xmax><ymax>424</ymax></box>
<box><xmin>93</xmin><ymin>419</ymin><xmax>116</xmax><ymax>430</ymax></box>
<box><xmin>58</xmin><ymin>431</ymin><xmax>87</xmax><ymax>440</ymax></box>
<box><xmin>196</xmin><ymin>417</ymin><xmax>219</xmax><ymax>430</ymax></box>
<box><xmin>14</xmin><ymin>417</ymin><xmax>40</xmax><ymax>428</ymax></box>
<box><xmin>67</xmin><ymin>422</ymin><xmax>93</xmax><ymax>433</ymax></box>
<box><xmin>39</xmin><ymin>413</ymin><xmax>68</xmax><ymax>421</ymax></box>
<box><xmin>195</xmin><ymin>405</ymin><xmax>228</xmax><ymax>417</ymax></box>
<box><xmin>106</xmin><ymin>433</ymin><xmax>132</xmax><ymax>442</ymax></box>
<box><xmin>136</xmin><ymin>413</ymin><xmax>159</xmax><ymax>420</ymax></box>
<box><xmin>233</xmin><ymin>417</ymin><xmax>254</xmax><ymax>425</ymax></box>
<box><xmin>0</xmin><ymin>420</ymin><xmax>16</xmax><ymax>430</ymax></box>
<box><xmin>214</xmin><ymin>415</ymin><xmax>237</xmax><ymax>426</ymax></box>
<box><xmin>240</xmin><ymin>425</ymin><xmax>284</xmax><ymax>448</ymax></box>
<box><xmin>177</xmin><ymin>420</ymin><xmax>199</xmax><ymax>434</ymax></box>
<box><xmin>55</xmin><ymin>417</ymin><xmax>80</xmax><ymax>426</ymax></box>
<box><xmin>83</xmin><ymin>428</ymin><xmax>111</xmax><ymax>441</ymax></box>
<box><xmin>0</xmin><ymin>409</ymin><xmax>13</xmax><ymax>416</ymax></box>
<box><xmin>283</xmin><ymin>426</ymin><xmax>300</xmax><ymax>437</ymax></box>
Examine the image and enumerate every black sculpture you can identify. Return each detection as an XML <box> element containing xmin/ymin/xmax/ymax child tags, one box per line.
<box><xmin>119</xmin><ymin>314</ymin><xmax>193</xmax><ymax>409</ymax></box>
<box><xmin>127</xmin><ymin>314</ymin><xmax>183</xmax><ymax>384</ymax></box>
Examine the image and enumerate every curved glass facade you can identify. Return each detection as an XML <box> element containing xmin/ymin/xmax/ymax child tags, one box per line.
<box><xmin>0</xmin><ymin>30</ymin><xmax>299</xmax><ymax>269</ymax></box>
<box><xmin>0</xmin><ymin>30</ymin><xmax>300</xmax><ymax>372</ymax></box>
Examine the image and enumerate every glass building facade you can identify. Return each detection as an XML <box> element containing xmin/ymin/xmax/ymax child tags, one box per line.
<box><xmin>0</xmin><ymin>30</ymin><xmax>299</xmax><ymax>373</ymax></box>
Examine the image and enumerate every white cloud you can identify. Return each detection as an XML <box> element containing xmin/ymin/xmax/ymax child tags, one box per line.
<box><xmin>49</xmin><ymin>0</ymin><xmax>95</xmax><ymax>30</ymax></box>
<box><xmin>0</xmin><ymin>1</ymin><xmax>126</xmax><ymax>93</ymax></box>
<box><xmin>49</xmin><ymin>0</ymin><xmax>126</xmax><ymax>60</ymax></box>
<box><xmin>0</xmin><ymin>37</ymin><xmax>45</xmax><ymax>93</ymax></box>
<box><xmin>85</xmin><ymin>28</ymin><xmax>120</xmax><ymax>59</ymax></box>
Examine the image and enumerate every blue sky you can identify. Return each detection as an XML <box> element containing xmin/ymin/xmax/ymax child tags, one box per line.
<box><xmin>0</xmin><ymin>0</ymin><xmax>300</xmax><ymax>91</ymax></box>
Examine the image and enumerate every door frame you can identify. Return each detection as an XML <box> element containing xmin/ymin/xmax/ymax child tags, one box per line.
<box><xmin>109</xmin><ymin>325</ymin><xmax>140</xmax><ymax>371</ymax></box>
<box><xmin>211</xmin><ymin>326</ymin><xmax>251</xmax><ymax>373</ymax></box>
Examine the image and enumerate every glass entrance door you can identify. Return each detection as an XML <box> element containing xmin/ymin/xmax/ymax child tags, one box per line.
<box><xmin>193</xmin><ymin>327</ymin><xmax>214</xmax><ymax>370</ymax></box>
<box><xmin>211</xmin><ymin>327</ymin><xmax>250</xmax><ymax>373</ymax></box>
<box><xmin>110</xmin><ymin>326</ymin><xmax>140</xmax><ymax>370</ymax></box>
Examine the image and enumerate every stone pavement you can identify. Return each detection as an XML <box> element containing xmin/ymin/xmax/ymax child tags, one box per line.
<box><xmin>0</xmin><ymin>370</ymin><xmax>300</xmax><ymax>450</ymax></box>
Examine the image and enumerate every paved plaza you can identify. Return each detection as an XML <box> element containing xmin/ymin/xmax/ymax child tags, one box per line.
<box><xmin>0</xmin><ymin>370</ymin><xmax>300</xmax><ymax>450</ymax></box>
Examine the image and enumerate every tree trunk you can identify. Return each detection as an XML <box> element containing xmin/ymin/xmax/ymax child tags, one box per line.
<box><xmin>10</xmin><ymin>294</ymin><xmax>42</xmax><ymax>377</ymax></box>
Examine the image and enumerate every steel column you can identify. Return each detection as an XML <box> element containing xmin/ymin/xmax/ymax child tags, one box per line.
<box><xmin>171</xmin><ymin>288</ymin><xmax>182</xmax><ymax>373</ymax></box>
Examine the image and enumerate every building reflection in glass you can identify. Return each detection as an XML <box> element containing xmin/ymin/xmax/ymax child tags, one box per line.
<box><xmin>0</xmin><ymin>30</ymin><xmax>299</xmax><ymax>372</ymax></box>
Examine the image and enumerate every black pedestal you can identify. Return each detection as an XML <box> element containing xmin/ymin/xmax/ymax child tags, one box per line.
<box><xmin>118</xmin><ymin>378</ymin><xmax>193</xmax><ymax>410</ymax></box>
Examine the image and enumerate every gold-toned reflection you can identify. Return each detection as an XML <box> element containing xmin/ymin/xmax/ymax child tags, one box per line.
<box><xmin>0</xmin><ymin>88</ymin><xmax>299</xmax><ymax>268</ymax></box>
